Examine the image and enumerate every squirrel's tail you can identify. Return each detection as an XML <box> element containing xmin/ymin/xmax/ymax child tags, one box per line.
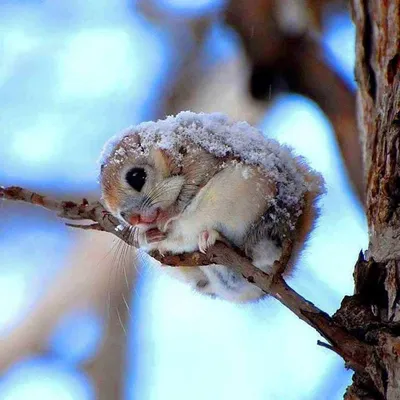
<box><xmin>285</xmin><ymin>162</ymin><xmax>326</xmax><ymax>274</ymax></box>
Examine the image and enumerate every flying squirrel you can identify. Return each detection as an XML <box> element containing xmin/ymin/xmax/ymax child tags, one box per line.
<box><xmin>100</xmin><ymin>112</ymin><xmax>325</xmax><ymax>303</ymax></box>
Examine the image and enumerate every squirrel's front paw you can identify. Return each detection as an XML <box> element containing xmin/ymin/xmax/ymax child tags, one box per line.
<box><xmin>198</xmin><ymin>229</ymin><xmax>220</xmax><ymax>254</ymax></box>
<box><xmin>145</xmin><ymin>228</ymin><xmax>167</xmax><ymax>244</ymax></box>
<box><xmin>135</xmin><ymin>228</ymin><xmax>166</xmax><ymax>248</ymax></box>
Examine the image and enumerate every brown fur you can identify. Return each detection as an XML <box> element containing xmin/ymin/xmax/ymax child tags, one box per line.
<box><xmin>285</xmin><ymin>175</ymin><xmax>324</xmax><ymax>275</ymax></box>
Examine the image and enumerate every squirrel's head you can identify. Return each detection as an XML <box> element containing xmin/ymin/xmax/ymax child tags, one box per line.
<box><xmin>100</xmin><ymin>133</ymin><xmax>185</xmax><ymax>229</ymax></box>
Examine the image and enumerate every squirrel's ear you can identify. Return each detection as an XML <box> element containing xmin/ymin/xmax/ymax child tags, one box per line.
<box><xmin>152</xmin><ymin>148</ymin><xmax>180</xmax><ymax>178</ymax></box>
<box><xmin>152</xmin><ymin>149</ymin><xmax>169</xmax><ymax>178</ymax></box>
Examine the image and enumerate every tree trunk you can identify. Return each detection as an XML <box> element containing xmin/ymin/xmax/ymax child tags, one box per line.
<box><xmin>337</xmin><ymin>1</ymin><xmax>400</xmax><ymax>398</ymax></box>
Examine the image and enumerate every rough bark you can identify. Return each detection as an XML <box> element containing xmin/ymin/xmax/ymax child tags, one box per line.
<box><xmin>339</xmin><ymin>1</ymin><xmax>400</xmax><ymax>398</ymax></box>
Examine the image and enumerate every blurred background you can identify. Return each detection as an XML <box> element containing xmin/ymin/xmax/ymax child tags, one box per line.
<box><xmin>0</xmin><ymin>0</ymin><xmax>368</xmax><ymax>399</ymax></box>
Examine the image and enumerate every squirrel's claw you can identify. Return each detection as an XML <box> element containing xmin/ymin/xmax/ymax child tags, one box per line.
<box><xmin>198</xmin><ymin>229</ymin><xmax>219</xmax><ymax>254</ymax></box>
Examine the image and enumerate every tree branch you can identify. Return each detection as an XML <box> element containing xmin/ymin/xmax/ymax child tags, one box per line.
<box><xmin>0</xmin><ymin>185</ymin><xmax>372</xmax><ymax>372</ymax></box>
<box><xmin>225</xmin><ymin>0</ymin><xmax>365</xmax><ymax>205</ymax></box>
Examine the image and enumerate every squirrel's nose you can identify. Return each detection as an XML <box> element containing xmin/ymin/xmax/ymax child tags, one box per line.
<box><xmin>120</xmin><ymin>211</ymin><xmax>140</xmax><ymax>225</ymax></box>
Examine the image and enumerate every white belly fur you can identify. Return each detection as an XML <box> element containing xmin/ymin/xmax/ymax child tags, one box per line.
<box><xmin>156</xmin><ymin>163</ymin><xmax>280</xmax><ymax>302</ymax></box>
<box><xmin>161</xmin><ymin>163</ymin><xmax>274</xmax><ymax>252</ymax></box>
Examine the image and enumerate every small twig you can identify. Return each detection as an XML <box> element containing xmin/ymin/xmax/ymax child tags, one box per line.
<box><xmin>0</xmin><ymin>185</ymin><xmax>373</xmax><ymax>372</ymax></box>
<box><xmin>0</xmin><ymin>186</ymin><xmax>130</xmax><ymax>244</ymax></box>
<box><xmin>317</xmin><ymin>340</ymin><xmax>336</xmax><ymax>351</ymax></box>
<box><xmin>66</xmin><ymin>222</ymin><xmax>104</xmax><ymax>231</ymax></box>
<box><xmin>316</xmin><ymin>339</ymin><xmax>345</xmax><ymax>360</ymax></box>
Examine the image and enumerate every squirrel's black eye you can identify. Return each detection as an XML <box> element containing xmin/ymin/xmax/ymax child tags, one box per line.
<box><xmin>126</xmin><ymin>168</ymin><xmax>147</xmax><ymax>192</ymax></box>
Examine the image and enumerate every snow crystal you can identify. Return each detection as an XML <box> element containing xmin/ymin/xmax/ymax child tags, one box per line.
<box><xmin>98</xmin><ymin>125</ymin><xmax>134</xmax><ymax>167</ymax></box>
<box><xmin>100</xmin><ymin>111</ymin><xmax>325</xmax><ymax>228</ymax></box>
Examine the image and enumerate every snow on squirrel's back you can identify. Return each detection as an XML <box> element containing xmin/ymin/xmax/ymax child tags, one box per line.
<box><xmin>101</xmin><ymin>111</ymin><xmax>324</xmax><ymax>217</ymax></box>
